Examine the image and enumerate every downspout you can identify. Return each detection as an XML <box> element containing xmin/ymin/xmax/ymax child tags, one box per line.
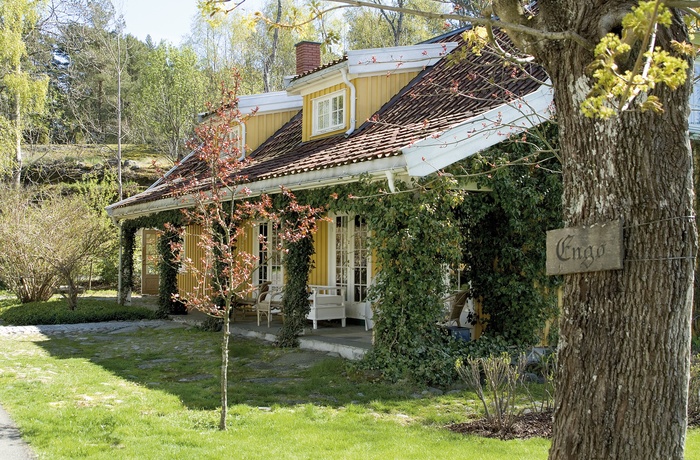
<box><xmin>385</xmin><ymin>170</ymin><xmax>397</xmax><ymax>193</ymax></box>
<box><xmin>340</xmin><ymin>68</ymin><xmax>357</xmax><ymax>136</ymax></box>
<box><xmin>238</xmin><ymin>123</ymin><xmax>247</xmax><ymax>161</ymax></box>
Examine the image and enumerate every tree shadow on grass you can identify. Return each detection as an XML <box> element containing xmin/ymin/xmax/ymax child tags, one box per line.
<box><xmin>34</xmin><ymin>326</ymin><xmax>442</xmax><ymax>413</ymax></box>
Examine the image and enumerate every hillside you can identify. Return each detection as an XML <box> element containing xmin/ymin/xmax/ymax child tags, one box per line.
<box><xmin>22</xmin><ymin>144</ymin><xmax>168</xmax><ymax>189</ymax></box>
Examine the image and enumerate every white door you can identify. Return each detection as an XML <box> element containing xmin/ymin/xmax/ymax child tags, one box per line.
<box><xmin>331</xmin><ymin>215</ymin><xmax>370</xmax><ymax>319</ymax></box>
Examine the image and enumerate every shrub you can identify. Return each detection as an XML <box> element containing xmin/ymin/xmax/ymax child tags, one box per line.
<box><xmin>0</xmin><ymin>298</ymin><xmax>159</xmax><ymax>325</ymax></box>
<box><xmin>456</xmin><ymin>352</ymin><xmax>526</xmax><ymax>434</ymax></box>
<box><xmin>197</xmin><ymin>316</ymin><xmax>223</xmax><ymax>332</ymax></box>
<box><xmin>690</xmin><ymin>353</ymin><xmax>700</xmax><ymax>416</ymax></box>
<box><xmin>522</xmin><ymin>350</ymin><xmax>557</xmax><ymax>413</ymax></box>
<box><xmin>0</xmin><ymin>186</ymin><xmax>114</xmax><ymax>307</ymax></box>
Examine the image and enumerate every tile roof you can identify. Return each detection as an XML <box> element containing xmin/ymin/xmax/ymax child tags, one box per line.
<box><xmin>109</xmin><ymin>28</ymin><xmax>548</xmax><ymax>214</ymax></box>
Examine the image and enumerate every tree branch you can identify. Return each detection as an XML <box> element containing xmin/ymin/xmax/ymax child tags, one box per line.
<box><xmin>327</xmin><ymin>0</ymin><xmax>593</xmax><ymax>49</ymax></box>
<box><xmin>665</xmin><ymin>0</ymin><xmax>700</xmax><ymax>7</ymax></box>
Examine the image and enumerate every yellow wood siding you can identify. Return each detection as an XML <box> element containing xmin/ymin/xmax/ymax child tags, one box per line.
<box><xmin>309</xmin><ymin>220</ymin><xmax>329</xmax><ymax>285</ymax></box>
<box><xmin>301</xmin><ymin>72</ymin><xmax>419</xmax><ymax>142</ymax></box>
<box><xmin>303</xmin><ymin>84</ymin><xmax>349</xmax><ymax>142</ymax></box>
<box><xmin>177</xmin><ymin>224</ymin><xmax>206</xmax><ymax>299</ymax></box>
<box><xmin>354</xmin><ymin>72</ymin><xmax>419</xmax><ymax>127</ymax></box>
<box><xmin>245</xmin><ymin>110</ymin><xmax>299</xmax><ymax>152</ymax></box>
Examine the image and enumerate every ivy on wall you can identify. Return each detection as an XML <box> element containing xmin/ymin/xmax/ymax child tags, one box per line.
<box><xmin>455</xmin><ymin>124</ymin><xmax>563</xmax><ymax>348</ymax></box>
<box><xmin>119</xmin><ymin>210</ymin><xmax>184</xmax><ymax>309</ymax></box>
<box><xmin>157</xmin><ymin>228</ymin><xmax>185</xmax><ymax>315</ymax></box>
<box><xmin>277</xmin><ymin>235</ymin><xmax>315</xmax><ymax>347</ymax></box>
<box><xmin>357</xmin><ymin>178</ymin><xmax>465</xmax><ymax>385</ymax></box>
<box><xmin>119</xmin><ymin>225</ymin><xmax>136</xmax><ymax>305</ymax></box>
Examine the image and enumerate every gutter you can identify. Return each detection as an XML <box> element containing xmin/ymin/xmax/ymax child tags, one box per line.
<box><xmin>106</xmin><ymin>157</ymin><xmax>410</xmax><ymax>222</ymax></box>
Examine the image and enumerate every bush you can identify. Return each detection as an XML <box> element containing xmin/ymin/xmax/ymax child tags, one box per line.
<box><xmin>197</xmin><ymin>315</ymin><xmax>223</xmax><ymax>332</ymax></box>
<box><xmin>456</xmin><ymin>352</ymin><xmax>526</xmax><ymax>434</ymax></box>
<box><xmin>0</xmin><ymin>298</ymin><xmax>159</xmax><ymax>325</ymax></box>
<box><xmin>690</xmin><ymin>353</ymin><xmax>700</xmax><ymax>416</ymax></box>
<box><xmin>0</xmin><ymin>186</ymin><xmax>115</xmax><ymax>306</ymax></box>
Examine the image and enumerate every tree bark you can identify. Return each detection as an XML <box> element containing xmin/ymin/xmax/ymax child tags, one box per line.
<box><xmin>219</xmin><ymin>309</ymin><xmax>230</xmax><ymax>430</ymax></box>
<box><xmin>516</xmin><ymin>5</ymin><xmax>696</xmax><ymax>459</ymax></box>
<box><xmin>13</xmin><ymin>66</ymin><xmax>22</xmax><ymax>187</ymax></box>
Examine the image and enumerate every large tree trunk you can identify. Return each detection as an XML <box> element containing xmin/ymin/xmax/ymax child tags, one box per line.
<box><xmin>527</xmin><ymin>6</ymin><xmax>696</xmax><ymax>460</ymax></box>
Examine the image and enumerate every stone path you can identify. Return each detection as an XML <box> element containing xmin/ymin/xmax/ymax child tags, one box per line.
<box><xmin>0</xmin><ymin>319</ymin><xmax>183</xmax><ymax>336</ymax></box>
<box><xmin>0</xmin><ymin>405</ymin><xmax>35</xmax><ymax>460</ymax></box>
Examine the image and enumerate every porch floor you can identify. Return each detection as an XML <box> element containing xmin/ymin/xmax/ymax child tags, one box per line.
<box><xmin>180</xmin><ymin>311</ymin><xmax>371</xmax><ymax>360</ymax></box>
<box><xmin>131</xmin><ymin>296</ymin><xmax>372</xmax><ymax>360</ymax></box>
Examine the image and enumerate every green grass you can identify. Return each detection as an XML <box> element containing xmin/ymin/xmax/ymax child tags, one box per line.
<box><xmin>1</xmin><ymin>325</ymin><xmax>698</xmax><ymax>459</ymax></box>
<box><xmin>0</xmin><ymin>328</ymin><xmax>552</xmax><ymax>459</ymax></box>
<box><xmin>0</xmin><ymin>295</ymin><xmax>160</xmax><ymax>325</ymax></box>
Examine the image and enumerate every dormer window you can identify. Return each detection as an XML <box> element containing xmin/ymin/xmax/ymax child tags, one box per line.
<box><xmin>313</xmin><ymin>90</ymin><xmax>345</xmax><ymax>136</ymax></box>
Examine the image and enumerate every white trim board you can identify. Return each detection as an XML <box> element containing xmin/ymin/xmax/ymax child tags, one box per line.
<box><xmin>402</xmin><ymin>83</ymin><xmax>554</xmax><ymax>177</ymax></box>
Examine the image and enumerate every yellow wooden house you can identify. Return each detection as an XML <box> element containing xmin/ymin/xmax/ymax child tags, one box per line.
<box><xmin>107</xmin><ymin>29</ymin><xmax>553</xmax><ymax>333</ymax></box>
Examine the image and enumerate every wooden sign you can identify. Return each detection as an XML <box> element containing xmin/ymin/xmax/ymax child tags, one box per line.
<box><xmin>546</xmin><ymin>219</ymin><xmax>624</xmax><ymax>275</ymax></box>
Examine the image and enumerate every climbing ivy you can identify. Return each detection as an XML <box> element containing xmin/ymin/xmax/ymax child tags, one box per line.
<box><xmin>277</xmin><ymin>235</ymin><xmax>315</xmax><ymax>347</ymax></box>
<box><xmin>119</xmin><ymin>226</ymin><xmax>136</xmax><ymax>304</ymax></box>
<box><xmin>352</xmin><ymin>177</ymin><xmax>465</xmax><ymax>385</ymax></box>
<box><xmin>157</xmin><ymin>228</ymin><xmax>185</xmax><ymax>315</ymax></box>
<box><xmin>119</xmin><ymin>209</ymin><xmax>185</xmax><ymax>307</ymax></box>
<box><xmin>455</xmin><ymin>124</ymin><xmax>563</xmax><ymax>348</ymax></box>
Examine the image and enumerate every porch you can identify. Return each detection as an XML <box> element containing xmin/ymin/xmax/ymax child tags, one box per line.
<box><xmin>181</xmin><ymin>310</ymin><xmax>371</xmax><ymax>360</ymax></box>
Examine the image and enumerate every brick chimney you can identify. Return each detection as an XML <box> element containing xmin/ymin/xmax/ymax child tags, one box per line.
<box><xmin>295</xmin><ymin>41</ymin><xmax>322</xmax><ymax>76</ymax></box>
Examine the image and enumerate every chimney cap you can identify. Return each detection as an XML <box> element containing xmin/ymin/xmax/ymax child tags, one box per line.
<box><xmin>295</xmin><ymin>41</ymin><xmax>322</xmax><ymax>48</ymax></box>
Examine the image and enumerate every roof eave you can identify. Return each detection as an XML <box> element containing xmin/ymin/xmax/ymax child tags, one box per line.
<box><xmin>106</xmin><ymin>156</ymin><xmax>410</xmax><ymax>223</ymax></box>
<box><xmin>402</xmin><ymin>82</ymin><xmax>554</xmax><ymax>177</ymax></box>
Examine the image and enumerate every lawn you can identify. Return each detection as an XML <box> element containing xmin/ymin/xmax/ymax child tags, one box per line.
<box><xmin>0</xmin><ymin>326</ymin><xmax>553</xmax><ymax>459</ymax></box>
<box><xmin>0</xmin><ymin>324</ymin><xmax>698</xmax><ymax>459</ymax></box>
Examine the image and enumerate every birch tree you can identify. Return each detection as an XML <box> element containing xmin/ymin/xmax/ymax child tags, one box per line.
<box><xmin>0</xmin><ymin>0</ymin><xmax>48</xmax><ymax>184</ymax></box>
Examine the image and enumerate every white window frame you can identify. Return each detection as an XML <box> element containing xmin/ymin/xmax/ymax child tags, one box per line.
<box><xmin>254</xmin><ymin>221</ymin><xmax>284</xmax><ymax>286</ymax></box>
<box><xmin>328</xmin><ymin>214</ymin><xmax>371</xmax><ymax>304</ymax></box>
<box><xmin>312</xmin><ymin>90</ymin><xmax>345</xmax><ymax>136</ymax></box>
<box><xmin>223</xmin><ymin>125</ymin><xmax>242</xmax><ymax>158</ymax></box>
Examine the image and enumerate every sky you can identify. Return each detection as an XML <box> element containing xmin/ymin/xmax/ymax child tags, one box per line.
<box><xmin>121</xmin><ymin>0</ymin><xmax>200</xmax><ymax>45</ymax></box>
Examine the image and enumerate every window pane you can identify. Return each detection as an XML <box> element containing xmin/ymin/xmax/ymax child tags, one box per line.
<box><xmin>317</xmin><ymin>99</ymin><xmax>329</xmax><ymax>131</ymax></box>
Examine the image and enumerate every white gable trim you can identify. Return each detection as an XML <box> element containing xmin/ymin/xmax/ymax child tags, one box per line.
<box><xmin>347</xmin><ymin>42</ymin><xmax>459</xmax><ymax>75</ymax></box>
<box><xmin>402</xmin><ymin>83</ymin><xmax>554</xmax><ymax>177</ymax></box>
<box><xmin>286</xmin><ymin>43</ymin><xmax>459</xmax><ymax>96</ymax></box>
<box><xmin>238</xmin><ymin>92</ymin><xmax>302</xmax><ymax>115</ymax></box>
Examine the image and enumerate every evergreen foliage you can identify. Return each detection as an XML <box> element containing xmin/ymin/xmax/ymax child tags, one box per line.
<box><xmin>157</xmin><ymin>228</ymin><xmax>185</xmax><ymax>315</ymax></box>
<box><xmin>355</xmin><ymin>177</ymin><xmax>464</xmax><ymax>385</ymax></box>
<box><xmin>120</xmin><ymin>226</ymin><xmax>136</xmax><ymax>299</ymax></box>
<box><xmin>456</xmin><ymin>126</ymin><xmax>562</xmax><ymax>348</ymax></box>
<box><xmin>277</xmin><ymin>234</ymin><xmax>315</xmax><ymax>347</ymax></box>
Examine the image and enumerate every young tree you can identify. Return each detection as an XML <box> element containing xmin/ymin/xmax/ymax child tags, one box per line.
<box><xmin>167</xmin><ymin>80</ymin><xmax>323</xmax><ymax>430</ymax></box>
<box><xmin>0</xmin><ymin>0</ymin><xmax>49</xmax><ymax>184</ymax></box>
